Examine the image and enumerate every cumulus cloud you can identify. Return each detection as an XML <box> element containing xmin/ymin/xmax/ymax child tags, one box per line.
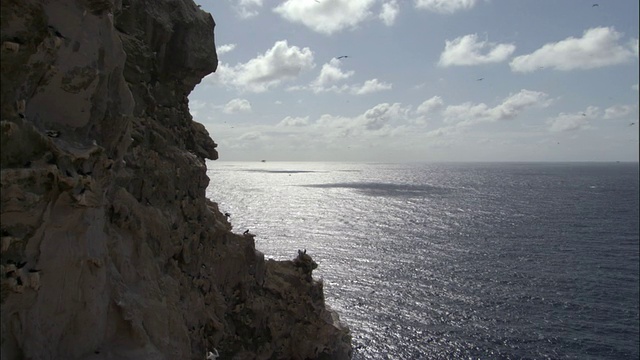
<box><xmin>603</xmin><ymin>104</ymin><xmax>638</xmax><ymax>119</ymax></box>
<box><xmin>510</xmin><ymin>27</ymin><xmax>637</xmax><ymax>72</ymax></box>
<box><xmin>301</xmin><ymin>59</ymin><xmax>391</xmax><ymax>94</ymax></box>
<box><xmin>223</xmin><ymin>98</ymin><xmax>252</xmax><ymax>114</ymax></box>
<box><xmin>361</xmin><ymin>103</ymin><xmax>404</xmax><ymax>130</ymax></box>
<box><xmin>415</xmin><ymin>0</ymin><xmax>477</xmax><ymax>13</ymax></box>
<box><xmin>443</xmin><ymin>89</ymin><xmax>550</xmax><ymax>125</ymax></box>
<box><xmin>489</xmin><ymin>89</ymin><xmax>552</xmax><ymax>120</ymax></box>
<box><xmin>277</xmin><ymin>116</ymin><xmax>310</xmax><ymax>127</ymax></box>
<box><xmin>217</xmin><ymin>44</ymin><xmax>237</xmax><ymax>55</ymax></box>
<box><xmin>316</xmin><ymin>103</ymin><xmax>408</xmax><ymax>137</ymax></box>
<box><xmin>238</xmin><ymin>131</ymin><xmax>263</xmax><ymax>141</ymax></box>
<box><xmin>438</xmin><ymin>34</ymin><xmax>516</xmax><ymax>67</ymax></box>
<box><xmin>274</xmin><ymin>0</ymin><xmax>376</xmax><ymax>35</ymax></box>
<box><xmin>547</xmin><ymin>107</ymin><xmax>598</xmax><ymax>132</ymax></box>
<box><xmin>206</xmin><ymin>40</ymin><xmax>314</xmax><ymax>92</ymax></box>
<box><xmin>416</xmin><ymin>96</ymin><xmax>444</xmax><ymax>115</ymax></box>
<box><xmin>350</xmin><ymin>79</ymin><xmax>392</xmax><ymax>94</ymax></box>
<box><xmin>443</xmin><ymin>102</ymin><xmax>491</xmax><ymax>124</ymax></box>
<box><xmin>232</xmin><ymin>0</ymin><xmax>263</xmax><ymax>18</ymax></box>
<box><xmin>310</xmin><ymin>59</ymin><xmax>354</xmax><ymax>92</ymax></box>
<box><xmin>379</xmin><ymin>0</ymin><xmax>399</xmax><ymax>26</ymax></box>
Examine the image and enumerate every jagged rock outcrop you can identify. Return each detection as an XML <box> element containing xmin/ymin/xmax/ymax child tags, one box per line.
<box><xmin>0</xmin><ymin>1</ymin><xmax>352</xmax><ymax>359</ymax></box>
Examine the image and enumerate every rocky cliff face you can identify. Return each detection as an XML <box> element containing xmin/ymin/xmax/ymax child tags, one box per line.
<box><xmin>0</xmin><ymin>1</ymin><xmax>352</xmax><ymax>359</ymax></box>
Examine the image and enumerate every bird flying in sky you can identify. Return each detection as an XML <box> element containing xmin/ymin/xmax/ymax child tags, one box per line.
<box><xmin>336</xmin><ymin>55</ymin><xmax>348</xmax><ymax>59</ymax></box>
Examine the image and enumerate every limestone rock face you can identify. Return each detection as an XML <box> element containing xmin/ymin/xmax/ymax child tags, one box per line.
<box><xmin>0</xmin><ymin>1</ymin><xmax>352</xmax><ymax>359</ymax></box>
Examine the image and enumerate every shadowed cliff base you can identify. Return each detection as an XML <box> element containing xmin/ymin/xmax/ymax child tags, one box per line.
<box><xmin>0</xmin><ymin>0</ymin><xmax>352</xmax><ymax>358</ymax></box>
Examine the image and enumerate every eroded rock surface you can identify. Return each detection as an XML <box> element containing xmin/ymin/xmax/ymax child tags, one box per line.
<box><xmin>0</xmin><ymin>1</ymin><xmax>352</xmax><ymax>359</ymax></box>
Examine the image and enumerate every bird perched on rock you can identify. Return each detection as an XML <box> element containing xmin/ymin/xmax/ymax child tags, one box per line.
<box><xmin>206</xmin><ymin>349</ymin><xmax>219</xmax><ymax>359</ymax></box>
<box><xmin>243</xmin><ymin>229</ymin><xmax>250</xmax><ymax>235</ymax></box>
<box><xmin>47</xmin><ymin>25</ymin><xmax>66</xmax><ymax>39</ymax></box>
<box><xmin>45</xmin><ymin>130</ymin><xmax>60</xmax><ymax>138</ymax></box>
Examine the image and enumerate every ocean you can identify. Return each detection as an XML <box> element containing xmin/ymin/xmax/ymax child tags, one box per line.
<box><xmin>205</xmin><ymin>162</ymin><xmax>639</xmax><ymax>360</ymax></box>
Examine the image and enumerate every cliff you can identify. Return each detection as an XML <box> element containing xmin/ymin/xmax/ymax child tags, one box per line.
<box><xmin>0</xmin><ymin>0</ymin><xmax>352</xmax><ymax>359</ymax></box>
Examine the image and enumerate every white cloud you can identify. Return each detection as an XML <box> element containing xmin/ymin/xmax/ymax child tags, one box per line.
<box><xmin>238</xmin><ymin>131</ymin><xmax>263</xmax><ymax>141</ymax></box>
<box><xmin>361</xmin><ymin>103</ymin><xmax>404</xmax><ymax>130</ymax></box>
<box><xmin>223</xmin><ymin>98</ymin><xmax>252</xmax><ymax>114</ymax></box>
<box><xmin>415</xmin><ymin>0</ymin><xmax>477</xmax><ymax>13</ymax></box>
<box><xmin>301</xmin><ymin>59</ymin><xmax>391</xmax><ymax>94</ymax></box>
<box><xmin>232</xmin><ymin>0</ymin><xmax>263</xmax><ymax>18</ymax></box>
<box><xmin>489</xmin><ymin>89</ymin><xmax>552</xmax><ymax>120</ymax></box>
<box><xmin>443</xmin><ymin>89</ymin><xmax>550</xmax><ymax>125</ymax></box>
<box><xmin>274</xmin><ymin>0</ymin><xmax>376</xmax><ymax>35</ymax></box>
<box><xmin>416</xmin><ymin>96</ymin><xmax>444</xmax><ymax>115</ymax></box>
<box><xmin>603</xmin><ymin>104</ymin><xmax>638</xmax><ymax>119</ymax></box>
<box><xmin>205</xmin><ymin>40</ymin><xmax>314</xmax><ymax>92</ymax></box>
<box><xmin>443</xmin><ymin>102</ymin><xmax>491</xmax><ymax>124</ymax></box>
<box><xmin>277</xmin><ymin>116</ymin><xmax>310</xmax><ymax>127</ymax></box>
<box><xmin>316</xmin><ymin>103</ymin><xmax>408</xmax><ymax>137</ymax></box>
<box><xmin>438</xmin><ymin>34</ymin><xmax>516</xmax><ymax>67</ymax></box>
<box><xmin>379</xmin><ymin>0</ymin><xmax>399</xmax><ymax>26</ymax></box>
<box><xmin>217</xmin><ymin>44</ymin><xmax>237</xmax><ymax>55</ymax></box>
<box><xmin>350</xmin><ymin>79</ymin><xmax>392</xmax><ymax>95</ymax></box>
<box><xmin>510</xmin><ymin>27</ymin><xmax>637</xmax><ymax>72</ymax></box>
<box><xmin>310</xmin><ymin>59</ymin><xmax>355</xmax><ymax>92</ymax></box>
<box><xmin>547</xmin><ymin>107</ymin><xmax>598</xmax><ymax>132</ymax></box>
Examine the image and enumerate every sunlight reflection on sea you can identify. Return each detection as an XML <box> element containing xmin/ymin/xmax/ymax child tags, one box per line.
<box><xmin>206</xmin><ymin>161</ymin><xmax>639</xmax><ymax>359</ymax></box>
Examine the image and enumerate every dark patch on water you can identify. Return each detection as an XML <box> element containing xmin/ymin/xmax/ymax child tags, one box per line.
<box><xmin>242</xmin><ymin>169</ymin><xmax>324</xmax><ymax>174</ymax></box>
<box><xmin>301</xmin><ymin>182</ymin><xmax>451</xmax><ymax>197</ymax></box>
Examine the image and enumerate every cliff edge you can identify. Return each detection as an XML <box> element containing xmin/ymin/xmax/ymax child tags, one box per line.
<box><xmin>0</xmin><ymin>0</ymin><xmax>352</xmax><ymax>359</ymax></box>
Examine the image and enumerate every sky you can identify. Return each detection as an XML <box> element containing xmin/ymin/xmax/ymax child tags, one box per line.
<box><xmin>189</xmin><ymin>0</ymin><xmax>639</xmax><ymax>162</ymax></box>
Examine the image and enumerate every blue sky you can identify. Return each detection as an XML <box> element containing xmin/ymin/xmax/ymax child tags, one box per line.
<box><xmin>189</xmin><ymin>0</ymin><xmax>639</xmax><ymax>162</ymax></box>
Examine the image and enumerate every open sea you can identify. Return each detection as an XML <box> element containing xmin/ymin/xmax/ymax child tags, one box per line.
<box><xmin>205</xmin><ymin>162</ymin><xmax>639</xmax><ymax>360</ymax></box>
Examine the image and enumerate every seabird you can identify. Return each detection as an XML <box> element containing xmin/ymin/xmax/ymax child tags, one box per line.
<box><xmin>47</xmin><ymin>25</ymin><xmax>66</xmax><ymax>39</ymax></box>
<box><xmin>46</xmin><ymin>130</ymin><xmax>60</xmax><ymax>138</ymax></box>
<box><xmin>592</xmin><ymin>3</ymin><xmax>599</xmax><ymax>7</ymax></box>
<box><xmin>336</xmin><ymin>55</ymin><xmax>348</xmax><ymax>59</ymax></box>
<box><xmin>243</xmin><ymin>229</ymin><xmax>250</xmax><ymax>235</ymax></box>
<box><xmin>630</xmin><ymin>122</ymin><xmax>636</xmax><ymax>126</ymax></box>
<box><xmin>206</xmin><ymin>349</ymin><xmax>219</xmax><ymax>360</ymax></box>
<box><xmin>224</xmin><ymin>212</ymin><xmax>231</xmax><ymax>218</ymax></box>
<box><xmin>476</xmin><ymin>78</ymin><xmax>484</xmax><ymax>81</ymax></box>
